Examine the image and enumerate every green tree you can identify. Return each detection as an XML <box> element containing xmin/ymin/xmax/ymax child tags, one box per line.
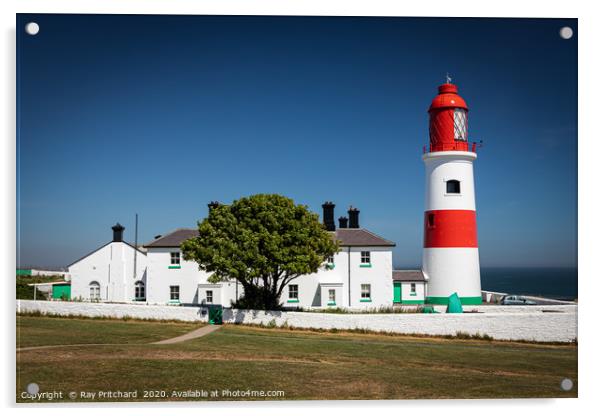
<box><xmin>181</xmin><ymin>194</ymin><xmax>339</xmax><ymax>310</ymax></box>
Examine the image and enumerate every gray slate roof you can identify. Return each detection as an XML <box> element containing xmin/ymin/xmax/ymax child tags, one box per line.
<box><xmin>333</xmin><ymin>228</ymin><xmax>395</xmax><ymax>247</ymax></box>
<box><xmin>392</xmin><ymin>270</ymin><xmax>425</xmax><ymax>281</ymax></box>
<box><xmin>144</xmin><ymin>228</ymin><xmax>199</xmax><ymax>248</ymax></box>
<box><xmin>145</xmin><ymin>227</ymin><xmax>395</xmax><ymax>248</ymax></box>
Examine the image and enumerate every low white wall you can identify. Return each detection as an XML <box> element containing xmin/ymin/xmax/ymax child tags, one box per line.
<box><xmin>17</xmin><ymin>300</ymin><xmax>208</xmax><ymax>322</ymax></box>
<box><xmin>437</xmin><ymin>304</ymin><xmax>578</xmax><ymax>314</ymax></box>
<box><xmin>222</xmin><ymin>309</ymin><xmax>577</xmax><ymax>343</ymax></box>
<box><xmin>17</xmin><ymin>300</ymin><xmax>577</xmax><ymax>343</ymax></box>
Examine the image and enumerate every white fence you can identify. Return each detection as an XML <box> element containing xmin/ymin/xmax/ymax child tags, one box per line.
<box><xmin>16</xmin><ymin>300</ymin><xmax>577</xmax><ymax>343</ymax></box>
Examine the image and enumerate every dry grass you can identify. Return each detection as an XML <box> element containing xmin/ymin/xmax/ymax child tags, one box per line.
<box><xmin>16</xmin><ymin>316</ymin><xmax>578</xmax><ymax>402</ymax></box>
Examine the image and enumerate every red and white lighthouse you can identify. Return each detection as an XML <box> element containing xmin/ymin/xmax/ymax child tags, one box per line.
<box><xmin>422</xmin><ymin>79</ymin><xmax>482</xmax><ymax>305</ymax></box>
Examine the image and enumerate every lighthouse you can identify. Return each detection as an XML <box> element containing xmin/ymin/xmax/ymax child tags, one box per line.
<box><xmin>422</xmin><ymin>78</ymin><xmax>482</xmax><ymax>305</ymax></box>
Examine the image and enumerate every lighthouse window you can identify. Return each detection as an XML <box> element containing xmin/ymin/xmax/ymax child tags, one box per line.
<box><xmin>454</xmin><ymin>109</ymin><xmax>467</xmax><ymax>141</ymax></box>
<box><xmin>446</xmin><ymin>180</ymin><xmax>461</xmax><ymax>194</ymax></box>
<box><xmin>427</xmin><ymin>213</ymin><xmax>435</xmax><ymax>228</ymax></box>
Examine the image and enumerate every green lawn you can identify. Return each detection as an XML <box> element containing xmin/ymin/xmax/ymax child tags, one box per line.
<box><xmin>16</xmin><ymin>316</ymin><xmax>577</xmax><ymax>402</ymax></box>
<box><xmin>17</xmin><ymin>316</ymin><xmax>200</xmax><ymax>348</ymax></box>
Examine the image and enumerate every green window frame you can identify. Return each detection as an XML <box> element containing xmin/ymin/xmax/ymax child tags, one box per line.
<box><xmin>170</xmin><ymin>251</ymin><xmax>181</xmax><ymax>265</ymax></box>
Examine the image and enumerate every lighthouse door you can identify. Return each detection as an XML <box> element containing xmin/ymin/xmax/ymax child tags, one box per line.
<box><xmin>393</xmin><ymin>282</ymin><xmax>402</xmax><ymax>303</ymax></box>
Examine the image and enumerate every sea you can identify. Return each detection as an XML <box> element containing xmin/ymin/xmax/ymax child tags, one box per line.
<box><xmin>480</xmin><ymin>267</ymin><xmax>578</xmax><ymax>301</ymax></box>
<box><xmin>395</xmin><ymin>266</ymin><xmax>578</xmax><ymax>301</ymax></box>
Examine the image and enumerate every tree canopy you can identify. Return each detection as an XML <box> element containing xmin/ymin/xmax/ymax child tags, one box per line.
<box><xmin>181</xmin><ymin>194</ymin><xmax>339</xmax><ymax>310</ymax></box>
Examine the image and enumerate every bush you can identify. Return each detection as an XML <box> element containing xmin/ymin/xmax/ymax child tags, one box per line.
<box><xmin>16</xmin><ymin>282</ymin><xmax>47</xmax><ymax>300</ymax></box>
<box><xmin>231</xmin><ymin>293</ymin><xmax>283</xmax><ymax>311</ymax></box>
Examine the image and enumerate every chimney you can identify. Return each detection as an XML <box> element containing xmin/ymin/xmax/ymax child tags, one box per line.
<box><xmin>208</xmin><ymin>201</ymin><xmax>220</xmax><ymax>213</ymax></box>
<box><xmin>338</xmin><ymin>216</ymin><xmax>348</xmax><ymax>228</ymax></box>
<box><xmin>348</xmin><ymin>207</ymin><xmax>360</xmax><ymax>228</ymax></box>
<box><xmin>112</xmin><ymin>223</ymin><xmax>125</xmax><ymax>242</ymax></box>
<box><xmin>322</xmin><ymin>201</ymin><xmax>336</xmax><ymax>231</ymax></box>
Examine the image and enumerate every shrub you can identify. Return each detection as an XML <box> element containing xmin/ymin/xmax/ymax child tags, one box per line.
<box><xmin>16</xmin><ymin>282</ymin><xmax>47</xmax><ymax>300</ymax></box>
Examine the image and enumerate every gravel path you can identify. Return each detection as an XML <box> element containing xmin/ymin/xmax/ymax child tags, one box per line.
<box><xmin>152</xmin><ymin>325</ymin><xmax>221</xmax><ymax>345</ymax></box>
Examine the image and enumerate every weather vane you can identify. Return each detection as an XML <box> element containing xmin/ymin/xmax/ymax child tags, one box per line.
<box><xmin>446</xmin><ymin>72</ymin><xmax>452</xmax><ymax>84</ymax></box>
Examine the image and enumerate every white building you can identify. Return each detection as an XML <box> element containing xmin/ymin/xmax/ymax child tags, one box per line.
<box><xmin>68</xmin><ymin>204</ymin><xmax>426</xmax><ymax>308</ymax></box>
<box><xmin>69</xmin><ymin>224</ymin><xmax>148</xmax><ymax>302</ymax></box>
<box><xmin>143</xmin><ymin>229</ymin><xmax>239</xmax><ymax>306</ymax></box>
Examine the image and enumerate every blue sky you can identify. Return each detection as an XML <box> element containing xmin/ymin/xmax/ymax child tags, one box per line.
<box><xmin>17</xmin><ymin>15</ymin><xmax>577</xmax><ymax>269</ymax></box>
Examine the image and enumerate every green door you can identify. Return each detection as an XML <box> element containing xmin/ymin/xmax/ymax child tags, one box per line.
<box><xmin>208</xmin><ymin>305</ymin><xmax>223</xmax><ymax>325</ymax></box>
<box><xmin>52</xmin><ymin>284</ymin><xmax>71</xmax><ymax>300</ymax></box>
<box><xmin>393</xmin><ymin>282</ymin><xmax>401</xmax><ymax>303</ymax></box>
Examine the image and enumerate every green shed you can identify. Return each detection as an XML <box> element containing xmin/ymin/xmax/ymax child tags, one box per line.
<box><xmin>52</xmin><ymin>283</ymin><xmax>71</xmax><ymax>300</ymax></box>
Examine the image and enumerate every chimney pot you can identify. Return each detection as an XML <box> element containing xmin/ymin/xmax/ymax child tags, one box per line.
<box><xmin>338</xmin><ymin>216</ymin><xmax>348</xmax><ymax>228</ymax></box>
<box><xmin>112</xmin><ymin>223</ymin><xmax>125</xmax><ymax>242</ymax></box>
<box><xmin>321</xmin><ymin>201</ymin><xmax>336</xmax><ymax>231</ymax></box>
<box><xmin>348</xmin><ymin>207</ymin><xmax>360</xmax><ymax>228</ymax></box>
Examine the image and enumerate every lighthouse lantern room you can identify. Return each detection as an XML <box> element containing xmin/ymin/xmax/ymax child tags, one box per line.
<box><xmin>422</xmin><ymin>78</ymin><xmax>482</xmax><ymax>305</ymax></box>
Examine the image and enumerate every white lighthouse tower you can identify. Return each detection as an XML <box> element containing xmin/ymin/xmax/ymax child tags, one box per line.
<box><xmin>422</xmin><ymin>79</ymin><xmax>482</xmax><ymax>305</ymax></box>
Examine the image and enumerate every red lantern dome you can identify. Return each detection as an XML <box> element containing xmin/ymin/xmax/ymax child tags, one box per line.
<box><xmin>428</xmin><ymin>82</ymin><xmax>470</xmax><ymax>152</ymax></box>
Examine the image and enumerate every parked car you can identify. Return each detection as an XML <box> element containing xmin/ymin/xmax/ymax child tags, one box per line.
<box><xmin>500</xmin><ymin>295</ymin><xmax>537</xmax><ymax>305</ymax></box>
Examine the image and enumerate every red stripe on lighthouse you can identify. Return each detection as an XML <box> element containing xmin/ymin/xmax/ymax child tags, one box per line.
<box><xmin>423</xmin><ymin>210</ymin><xmax>478</xmax><ymax>248</ymax></box>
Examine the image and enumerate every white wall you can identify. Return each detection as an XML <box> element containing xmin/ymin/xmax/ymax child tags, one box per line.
<box><xmin>423</xmin><ymin>151</ymin><xmax>477</xmax><ymax>211</ymax></box>
<box><xmin>401</xmin><ymin>281</ymin><xmax>425</xmax><ymax>303</ymax></box>
<box><xmin>146</xmin><ymin>247</ymin><xmax>209</xmax><ymax>305</ymax></box>
<box><xmin>349</xmin><ymin>247</ymin><xmax>393</xmax><ymax>308</ymax></box>
<box><xmin>75</xmin><ymin>244</ymin><xmax>393</xmax><ymax>309</ymax></box>
<box><xmin>423</xmin><ymin>247</ymin><xmax>481</xmax><ymax>299</ymax></box>
<box><xmin>319</xmin><ymin>283</ymin><xmax>343</xmax><ymax>308</ymax></box>
<box><xmin>18</xmin><ymin>300</ymin><xmax>206</xmax><ymax>322</ymax></box>
<box><xmin>146</xmin><ymin>248</ymin><xmax>239</xmax><ymax>306</ymax></box>
<box><xmin>280</xmin><ymin>249</ymin><xmax>347</xmax><ymax>308</ymax></box>
<box><xmin>279</xmin><ymin>247</ymin><xmax>393</xmax><ymax>309</ymax></box>
<box><xmin>219</xmin><ymin>281</ymin><xmax>240</xmax><ymax>307</ymax></box>
<box><xmin>69</xmin><ymin>242</ymin><xmax>148</xmax><ymax>303</ymax></box>
<box><xmin>17</xmin><ymin>300</ymin><xmax>578</xmax><ymax>343</ymax></box>
<box><xmin>222</xmin><ymin>308</ymin><xmax>577</xmax><ymax>343</ymax></box>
